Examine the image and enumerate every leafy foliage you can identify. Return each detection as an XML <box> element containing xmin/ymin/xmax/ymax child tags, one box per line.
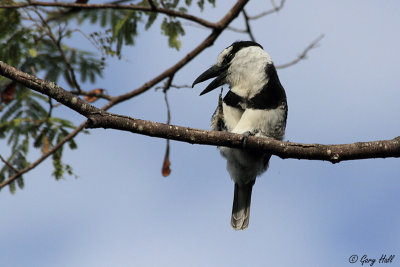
<box><xmin>197</xmin><ymin>0</ymin><xmax>215</xmax><ymax>10</ymax></box>
<box><xmin>161</xmin><ymin>18</ymin><xmax>185</xmax><ymax>50</ymax></box>
<box><xmin>0</xmin><ymin>85</ymin><xmax>78</xmax><ymax>192</ymax></box>
<box><xmin>74</xmin><ymin>0</ymin><xmax>215</xmax><ymax>53</ymax></box>
<box><xmin>0</xmin><ymin>1</ymin><xmax>21</xmax><ymax>40</ymax></box>
<box><xmin>0</xmin><ymin>0</ymin><xmax>217</xmax><ymax>192</ymax></box>
<box><xmin>0</xmin><ymin>2</ymin><xmax>99</xmax><ymax>192</ymax></box>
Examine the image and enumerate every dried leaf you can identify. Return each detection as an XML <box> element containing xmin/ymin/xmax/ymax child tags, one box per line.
<box><xmin>1</xmin><ymin>81</ymin><xmax>16</xmax><ymax>104</ymax></box>
<box><xmin>84</xmin><ymin>88</ymin><xmax>104</xmax><ymax>103</ymax></box>
<box><xmin>161</xmin><ymin>140</ymin><xmax>171</xmax><ymax>177</ymax></box>
<box><xmin>42</xmin><ymin>135</ymin><xmax>50</xmax><ymax>154</ymax></box>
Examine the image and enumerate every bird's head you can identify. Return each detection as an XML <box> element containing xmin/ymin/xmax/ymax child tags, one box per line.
<box><xmin>192</xmin><ymin>41</ymin><xmax>272</xmax><ymax>96</ymax></box>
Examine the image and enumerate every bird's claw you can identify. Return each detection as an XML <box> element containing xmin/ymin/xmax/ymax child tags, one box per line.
<box><xmin>241</xmin><ymin>130</ymin><xmax>258</xmax><ymax>148</ymax></box>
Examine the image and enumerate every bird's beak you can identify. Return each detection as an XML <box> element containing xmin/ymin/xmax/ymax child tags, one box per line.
<box><xmin>192</xmin><ymin>64</ymin><xmax>228</xmax><ymax>95</ymax></box>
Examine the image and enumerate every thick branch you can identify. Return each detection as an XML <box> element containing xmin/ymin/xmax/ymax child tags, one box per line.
<box><xmin>86</xmin><ymin>113</ymin><xmax>400</xmax><ymax>163</ymax></box>
<box><xmin>1</xmin><ymin>60</ymin><xmax>399</xmax><ymax>166</ymax></box>
<box><xmin>0</xmin><ymin>1</ymin><xmax>217</xmax><ymax>29</ymax></box>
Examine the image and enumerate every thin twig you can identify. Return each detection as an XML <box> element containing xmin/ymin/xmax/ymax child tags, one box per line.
<box><xmin>32</xmin><ymin>8</ymin><xmax>83</xmax><ymax>92</ymax></box>
<box><xmin>276</xmin><ymin>34</ymin><xmax>324</xmax><ymax>69</ymax></box>
<box><xmin>170</xmin><ymin>84</ymin><xmax>191</xmax><ymax>89</ymax></box>
<box><xmin>163</xmin><ymin>75</ymin><xmax>174</xmax><ymax>123</ymax></box>
<box><xmin>162</xmin><ymin>76</ymin><xmax>173</xmax><ymax>168</ymax></box>
<box><xmin>161</xmin><ymin>76</ymin><xmax>172</xmax><ymax>177</ymax></box>
<box><xmin>270</xmin><ymin>0</ymin><xmax>278</xmax><ymax>11</ymax></box>
<box><xmin>48</xmin><ymin>96</ymin><xmax>53</xmax><ymax>118</ymax></box>
<box><xmin>242</xmin><ymin>9</ymin><xmax>255</xmax><ymax>42</ymax></box>
<box><xmin>0</xmin><ymin>1</ymin><xmax>218</xmax><ymax>29</ymax></box>
<box><xmin>155</xmin><ymin>83</ymin><xmax>191</xmax><ymax>90</ymax></box>
<box><xmin>148</xmin><ymin>0</ymin><xmax>157</xmax><ymax>10</ymax></box>
<box><xmin>0</xmin><ymin>155</ymin><xmax>19</xmax><ymax>173</ymax></box>
<box><xmin>227</xmin><ymin>0</ymin><xmax>285</xmax><ymax>36</ymax></box>
<box><xmin>28</xmin><ymin>9</ymin><xmax>113</xmax><ymax>100</ymax></box>
<box><xmin>248</xmin><ymin>0</ymin><xmax>286</xmax><ymax>20</ymax></box>
<box><xmin>227</xmin><ymin>26</ymin><xmax>247</xmax><ymax>33</ymax></box>
<box><xmin>72</xmin><ymin>90</ymin><xmax>114</xmax><ymax>101</ymax></box>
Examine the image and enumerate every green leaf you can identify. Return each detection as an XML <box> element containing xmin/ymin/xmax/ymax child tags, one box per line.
<box><xmin>100</xmin><ymin>10</ymin><xmax>108</xmax><ymax>27</ymax></box>
<box><xmin>178</xmin><ymin>7</ymin><xmax>188</xmax><ymax>13</ymax></box>
<box><xmin>161</xmin><ymin>18</ymin><xmax>185</xmax><ymax>50</ymax></box>
<box><xmin>68</xmin><ymin>138</ymin><xmax>78</xmax><ymax>150</ymax></box>
<box><xmin>196</xmin><ymin>0</ymin><xmax>214</xmax><ymax>10</ymax></box>
<box><xmin>9</xmin><ymin>180</ymin><xmax>16</xmax><ymax>194</ymax></box>
<box><xmin>197</xmin><ymin>0</ymin><xmax>204</xmax><ymax>10</ymax></box>
<box><xmin>0</xmin><ymin>7</ymin><xmax>21</xmax><ymax>39</ymax></box>
<box><xmin>28</xmin><ymin>48</ymin><xmax>37</xmax><ymax>58</ymax></box>
<box><xmin>17</xmin><ymin>176</ymin><xmax>24</xmax><ymax>190</ymax></box>
<box><xmin>162</xmin><ymin>0</ymin><xmax>179</xmax><ymax>8</ymax></box>
<box><xmin>145</xmin><ymin>11</ymin><xmax>158</xmax><ymax>30</ymax></box>
<box><xmin>1</xmin><ymin>100</ymin><xmax>22</xmax><ymax>123</ymax></box>
<box><xmin>113</xmin><ymin>12</ymin><xmax>132</xmax><ymax>38</ymax></box>
<box><xmin>207</xmin><ymin>0</ymin><xmax>215</xmax><ymax>7</ymax></box>
<box><xmin>111</xmin><ymin>11</ymin><xmax>140</xmax><ymax>56</ymax></box>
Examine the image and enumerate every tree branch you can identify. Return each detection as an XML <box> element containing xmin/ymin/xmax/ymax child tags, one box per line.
<box><xmin>226</xmin><ymin>0</ymin><xmax>285</xmax><ymax>34</ymax></box>
<box><xmin>1</xmin><ymin>60</ymin><xmax>399</xmax><ymax>169</ymax></box>
<box><xmin>247</xmin><ymin>0</ymin><xmax>286</xmax><ymax>20</ymax></box>
<box><xmin>242</xmin><ymin>9</ymin><xmax>255</xmax><ymax>42</ymax></box>
<box><xmin>0</xmin><ymin>155</ymin><xmax>20</xmax><ymax>173</ymax></box>
<box><xmin>2</xmin><ymin>0</ymin><xmax>397</xmax><ymax>193</ymax></box>
<box><xmin>0</xmin><ymin>0</ymin><xmax>250</xmax><ymax>190</ymax></box>
<box><xmin>102</xmin><ymin>0</ymin><xmax>250</xmax><ymax>110</ymax></box>
<box><xmin>276</xmin><ymin>34</ymin><xmax>324</xmax><ymax>69</ymax></box>
<box><xmin>0</xmin><ymin>1</ymin><xmax>218</xmax><ymax>29</ymax></box>
<box><xmin>147</xmin><ymin>0</ymin><xmax>157</xmax><ymax>10</ymax></box>
<box><xmin>0</xmin><ymin>61</ymin><xmax>98</xmax><ymax>117</ymax></box>
<box><xmin>86</xmin><ymin>113</ymin><xmax>400</xmax><ymax>163</ymax></box>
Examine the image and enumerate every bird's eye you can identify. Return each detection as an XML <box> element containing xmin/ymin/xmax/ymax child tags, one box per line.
<box><xmin>224</xmin><ymin>53</ymin><xmax>233</xmax><ymax>64</ymax></box>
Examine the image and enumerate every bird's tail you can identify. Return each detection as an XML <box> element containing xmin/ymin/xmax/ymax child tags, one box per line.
<box><xmin>231</xmin><ymin>181</ymin><xmax>255</xmax><ymax>230</ymax></box>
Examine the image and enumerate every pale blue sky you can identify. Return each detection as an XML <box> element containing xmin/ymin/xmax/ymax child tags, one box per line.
<box><xmin>1</xmin><ymin>1</ymin><xmax>400</xmax><ymax>266</ymax></box>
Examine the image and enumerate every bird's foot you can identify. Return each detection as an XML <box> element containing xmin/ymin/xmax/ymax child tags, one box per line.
<box><xmin>241</xmin><ymin>130</ymin><xmax>258</xmax><ymax>148</ymax></box>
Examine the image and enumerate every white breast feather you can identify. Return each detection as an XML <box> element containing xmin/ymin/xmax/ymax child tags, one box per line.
<box><xmin>232</xmin><ymin>108</ymin><xmax>286</xmax><ymax>139</ymax></box>
<box><xmin>222</xmin><ymin>102</ymin><xmax>243</xmax><ymax>132</ymax></box>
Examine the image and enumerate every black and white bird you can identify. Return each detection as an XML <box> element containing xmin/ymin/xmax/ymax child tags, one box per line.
<box><xmin>192</xmin><ymin>41</ymin><xmax>288</xmax><ymax>230</ymax></box>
